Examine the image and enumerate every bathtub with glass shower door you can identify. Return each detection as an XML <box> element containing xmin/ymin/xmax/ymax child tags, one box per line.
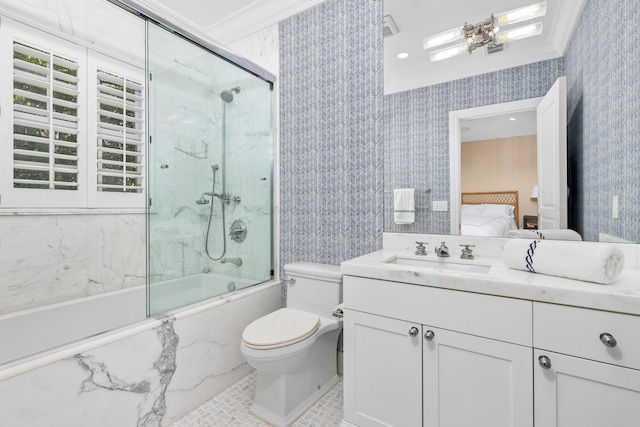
<box><xmin>147</xmin><ymin>24</ymin><xmax>274</xmax><ymax>315</ymax></box>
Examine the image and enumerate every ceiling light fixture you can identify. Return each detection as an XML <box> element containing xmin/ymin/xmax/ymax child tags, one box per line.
<box><xmin>397</xmin><ymin>52</ymin><xmax>410</xmax><ymax>59</ymax></box>
<box><xmin>423</xmin><ymin>1</ymin><xmax>547</xmax><ymax>62</ymax></box>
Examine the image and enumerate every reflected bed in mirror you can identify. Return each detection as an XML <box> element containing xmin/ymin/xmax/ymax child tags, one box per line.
<box><xmin>460</xmin><ymin>191</ymin><xmax>519</xmax><ymax>237</ymax></box>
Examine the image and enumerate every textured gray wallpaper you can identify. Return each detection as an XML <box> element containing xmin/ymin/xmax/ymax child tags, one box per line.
<box><xmin>565</xmin><ymin>0</ymin><xmax>640</xmax><ymax>242</ymax></box>
<box><xmin>279</xmin><ymin>0</ymin><xmax>384</xmax><ymax>269</ymax></box>
<box><xmin>384</xmin><ymin>59</ymin><xmax>565</xmax><ymax>234</ymax></box>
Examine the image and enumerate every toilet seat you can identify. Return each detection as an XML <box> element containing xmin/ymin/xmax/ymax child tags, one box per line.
<box><xmin>243</xmin><ymin>308</ymin><xmax>320</xmax><ymax>349</ymax></box>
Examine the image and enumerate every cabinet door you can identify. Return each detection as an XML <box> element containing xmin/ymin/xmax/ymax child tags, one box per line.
<box><xmin>343</xmin><ymin>310</ymin><xmax>422</xmax><ymax>427</ymax></box>
<box><xmin>534</xmin><ymin>349</ymin><xmax>640</xmax><ymax>427</ymax></box>
<box><xmin>423</xmin><ymin>327</ymin><xmax>533</xmax><ymax>427</ymax></box>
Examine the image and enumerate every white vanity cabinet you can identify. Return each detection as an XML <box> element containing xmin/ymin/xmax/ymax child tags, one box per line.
<box><xmin>343</xmin><ymin>276</ymin><xmax>534</xmax><ymax>427</ymax></box>
<box><xmin>533</xmin><ymin>303</ymin><xmax>640</xmax><ymax>427</ymax></box>
<box><xmin>344</xmin><ymin>310</ymin><xmax>423</xmax><ymax>427</ymax></box>
<box><xmin>423</xmin><ymin>327</ymin><xmax>532</xmax><ymax>427</ymax></box>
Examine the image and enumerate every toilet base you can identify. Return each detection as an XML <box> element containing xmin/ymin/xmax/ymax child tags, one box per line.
<box><xmin>250</xmin><ymin>373</ymin><xmax>339</xmax><ymax>427</ymax></box>
<box><xmin>247</xmin><ymin>327</ymin><xmax>341</xmax><ymax>426</ymax></box>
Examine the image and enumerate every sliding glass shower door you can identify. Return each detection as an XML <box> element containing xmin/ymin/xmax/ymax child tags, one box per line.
<box><xmin>146</xmin><ymin>23</ymin><xmax>274</xmax><ymax>315</ymax></box>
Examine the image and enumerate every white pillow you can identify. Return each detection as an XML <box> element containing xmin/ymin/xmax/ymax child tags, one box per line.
<box><xmin>482</xmin><ymin>204</ymin><xmax>515</xmax><ymax>218</ymax></box>
<box><xmin>460</xmin><ymin>204</ymin><xmax>484</xmax><ymax>216</ymax></box>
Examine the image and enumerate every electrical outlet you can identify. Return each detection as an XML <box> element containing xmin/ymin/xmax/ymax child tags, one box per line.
<box><xmin>432</xmin><ymin>201</ymin><xmax>448</xmax><ymax>212</ymax></box>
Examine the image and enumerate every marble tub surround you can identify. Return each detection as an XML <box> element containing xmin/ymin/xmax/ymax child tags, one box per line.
<box><xmin>0</xmin><ymin>213</ymin><xmax>146</xmax><ymax>316</ymax></box>
<box><xmin>341</xmin><ymin>234</ymin><xmax>640</xmax><ymax>316</ymax></box>
<box><xmin>0</xmin><ymin>282</ymin><xmax>282</xmax><ymax>426</ymax></box>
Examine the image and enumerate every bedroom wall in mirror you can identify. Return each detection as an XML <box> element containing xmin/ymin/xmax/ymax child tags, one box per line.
<box><xmin>459</xmin><ymin>110</ymin><xmax>538</xmax><ymax>238</ymax></box>
<box><xmin>384</xmin><ymin>0</ymin><xmax>640</xmax><ymax>243</ymax></box>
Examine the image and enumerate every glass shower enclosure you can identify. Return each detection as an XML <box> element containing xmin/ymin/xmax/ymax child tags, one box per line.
<box><xmin>146</xmin><ymin>23</ymin><xmax>274</xmax><ymax>315</ymax></box>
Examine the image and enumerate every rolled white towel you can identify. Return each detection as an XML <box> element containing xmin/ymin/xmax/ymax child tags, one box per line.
<box><xmin>503</xmin><ymin>239</ymin><xmax>625</xmax><ymax>285</ymax></box>
<box><xmin>506</xmin><ymin>229</ymin><xmax>582</xmax><ymax>241</ymax></box>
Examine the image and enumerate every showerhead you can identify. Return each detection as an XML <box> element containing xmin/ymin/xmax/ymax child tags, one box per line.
<box><xmin>220</xmin><ymin>87</ymin><xmax>240</xmax><ymax>103</ymax></box>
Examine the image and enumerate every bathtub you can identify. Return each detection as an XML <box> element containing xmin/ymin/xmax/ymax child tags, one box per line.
<box><xmin>0</xmin><ymin>280</ymin><xmax>282</xmax><ymax>425</ymax></box>
<box><xmin>149</xmin><ymin>272</ymin><xmax>262</xmax><ymax>315</ymax></box>
<box><xmin>0</xmin><ymin>272</ymin><xmax>268</xmax><ymax>366</ymax></box>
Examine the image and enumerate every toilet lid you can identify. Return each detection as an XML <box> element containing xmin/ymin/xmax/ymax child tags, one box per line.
<box><xmin>242</xmin><ymin>308</ymin><xmax>320</xmax><ymax>349</ymax></box>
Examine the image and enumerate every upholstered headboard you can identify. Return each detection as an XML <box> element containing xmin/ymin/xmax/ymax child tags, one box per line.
<box><xmin>461</xmin><ymin>191</ymin><xmax>519</xmax><ymax>228</ymax></box>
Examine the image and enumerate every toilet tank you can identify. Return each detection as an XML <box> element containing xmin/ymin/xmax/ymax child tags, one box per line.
<box><xmin>284</xmin><ymin>262</ymin><xmax>342</xmax><ymax>317</ymax></box>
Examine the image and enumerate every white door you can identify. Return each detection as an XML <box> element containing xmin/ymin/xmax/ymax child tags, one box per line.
<box><xmin>343</xmin><ymin>310</ymin><xmax>422</xmax><ymax>427</ymax></box>
<box><xmin>534</xmin><ymin>350</ymin><xmax>640</xmax><ymax>427</ymax></box>
<box><xmin>536</xmin><ymin>76</ymin><xmax>568</xmax><ymax>230</ymax></box>
<box><xmin>423</xmin><ymin>327</ymin><xmax>533</xmax><ymax>427</ymax></box>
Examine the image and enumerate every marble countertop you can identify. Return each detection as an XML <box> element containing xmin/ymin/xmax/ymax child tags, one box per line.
<box><xmin>340</xmin><ymin>249</ymin><xmax>640</xmax><ymax>316</ymax></box>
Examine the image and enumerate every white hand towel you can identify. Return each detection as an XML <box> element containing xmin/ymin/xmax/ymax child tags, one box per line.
<box><xmin>394</xmin><ymin>188</ymin><xmax>415</xmax><ymax>224</ymax></box>
<box><xmin>503</xmin><ymin>239</ymin><xmax>625</xmax><ymax>285</ymax></box>
<box><xmin>506</xmin><ymin>229</ymin><xmax>582</xmax><ymax>241</ymax></box>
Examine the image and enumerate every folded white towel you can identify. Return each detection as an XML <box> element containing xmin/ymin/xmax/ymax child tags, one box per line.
<box><xmin>503</xmin><ymin>239</ymin><xmax>625</xmax><ymax>285</ymax></box>
<box><xmin>506</xmin><ymin>229</ymin><xmax>582</xmax><ymax>241</ymax></box>
<box><xmin>394</xmin><ymin>188</ymin><xmax>415</xmax><ymax>224</ymax></box>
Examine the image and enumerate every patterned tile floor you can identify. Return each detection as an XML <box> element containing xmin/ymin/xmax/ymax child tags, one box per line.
<box><xmin>171</xmin><ymin>371</ymin><xmax>344</xmax><ymax>427</ymax></box>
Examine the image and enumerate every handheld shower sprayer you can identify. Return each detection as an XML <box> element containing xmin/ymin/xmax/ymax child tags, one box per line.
<box><xmin>195</xmin><ymin>165</ymin><xmax>220</xmax><ymax>205</ymax></box>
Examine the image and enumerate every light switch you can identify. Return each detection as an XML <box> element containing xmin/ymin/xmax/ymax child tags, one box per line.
<box><xmin>612</xmin><ymin>196</ymin><xmax>619</xmax><ymax>219</ymax></box>
<box><xmin>432</xmin><ymin>201</ymin><xmax>448</xmax><ymax>212</ymax></box>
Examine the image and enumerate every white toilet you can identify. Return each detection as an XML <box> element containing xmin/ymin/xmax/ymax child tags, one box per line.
<box><xmin>241</xmin><ymin>262</ymin><xmax>343</xmax><ymax>427</ymax></box>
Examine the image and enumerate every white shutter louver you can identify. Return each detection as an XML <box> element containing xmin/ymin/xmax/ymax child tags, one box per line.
<box><xmin>96</xmin><ymin>69</ymin><xmax>144</xmax><ymax>193</ymax></box>
<box><xmin>12</xmin><ymin>41</ymin><xmax>80</xmax><ymax>191</ymax></box>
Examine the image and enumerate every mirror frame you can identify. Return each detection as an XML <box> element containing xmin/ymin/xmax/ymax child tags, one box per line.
<box><xmin>449</xmin><ymin>97</ymin><xmax>543</xmax><ymax>235</ymax></box>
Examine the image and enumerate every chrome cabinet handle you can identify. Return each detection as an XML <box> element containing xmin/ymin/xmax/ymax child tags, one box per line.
<box><xmin>408</xmin><ymin>327</ymin><xmax>419</xmax><ymax>337</ymax></box>
<box><xmin>424</xmin><ymin>330</ymin><xmax>435</xmax><ymax>341</ymax></box>
<box><xmin>538</xmin><ymin>355</ymin><xmax>552</xmax><ymax>369</ymax></box>
<box><xmin>600</xmin><ymin>332</ymin><xmax>617</xmax><ymax>348</ymax></box>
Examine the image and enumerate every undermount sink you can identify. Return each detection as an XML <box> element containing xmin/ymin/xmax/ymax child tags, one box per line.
<box><xmin>384</xmin><ymin>256</ymin><xmax>492</xmax><ymax>274</ymax></box>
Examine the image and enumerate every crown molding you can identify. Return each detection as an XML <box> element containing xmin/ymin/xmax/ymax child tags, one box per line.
<box><xmin>204</xmin><ymin>0</ymin><xmax>329</xmax><ymax>44</ymax></box>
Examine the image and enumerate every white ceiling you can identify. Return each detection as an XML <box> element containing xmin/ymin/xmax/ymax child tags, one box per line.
<box><xmin>461</xmin><ymin>111</ymin><xmax>537</xmax><ymax>142</ymax></box>
<box><xmin>383</xmin><ymin>0</ymin><xmax>587</xmax><ymax>93</ymax></box>
<box><xmin>139</xmin><ymin>0</ymin><xmax>586</xmax><ymax>94</ymax></box>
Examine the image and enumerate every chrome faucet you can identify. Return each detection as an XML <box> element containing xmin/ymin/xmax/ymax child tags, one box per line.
<box><xmin>435</xmin><ymin>242</ymin><xmax>450</xmax><ymax>257</ymax></box>
<box><xmin>220</xmin><ymin>257</ymin><xmax>242</xmax><ymax>266</ymax></box>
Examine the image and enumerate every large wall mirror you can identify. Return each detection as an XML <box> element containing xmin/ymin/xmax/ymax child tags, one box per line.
<box><xmin>383</xmin><ymin>0</ymin><xmax>639</xmax><ymax>244</ymax></box>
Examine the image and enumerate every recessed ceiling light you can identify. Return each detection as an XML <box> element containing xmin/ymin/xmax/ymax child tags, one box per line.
<box><xmin>509</xmin><ymin>117</ymin><xmax>516</xmax><ymax>121</ymax></box>
<box><xmin>397</xmin><ymin>52</ymin><xmax>410</xmax><ymax>59</ymax></box>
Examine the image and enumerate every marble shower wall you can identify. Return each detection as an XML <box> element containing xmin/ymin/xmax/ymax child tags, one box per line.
<box><xmin>148</xmin><ymin>23</ymin><xmax>274</xmax><ymax>285</ymax></box>
<box><xmin>0</xmin><ymin>213</ymin><xmax>146</xmax><ymax>315</ymax></box>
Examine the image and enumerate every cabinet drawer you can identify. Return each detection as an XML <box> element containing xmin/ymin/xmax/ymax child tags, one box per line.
<box><xmin>344</xmin><ymin>276</ymin><xmax>532</xmax><ymax>346</ymax></box>
<box><xmin>534</xmin><ymin>302</ymin><xmax>640</xmax><ymax>370</ymax></box>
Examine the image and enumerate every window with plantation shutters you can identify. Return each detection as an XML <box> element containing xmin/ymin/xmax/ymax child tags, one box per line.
<box><xmin>12</xmin><ymin>42</ymin><xmax>80</xmax><ymax>192</ymax></box>
<box><xmin>96</xmin><ymin>69</ymin><xmax>144</xmax><ymax>194</ymax></box>
<box><xmin>0</xmin><ymin>18</ymin><xmax>145</xmax><ymax>209</ymax></box>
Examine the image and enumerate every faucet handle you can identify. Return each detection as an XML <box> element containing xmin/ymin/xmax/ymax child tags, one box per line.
<box><xmin>460</xmin><ymin>244</ymin><xmax>475</xmax><ymax>259</ymax></box>
<box><xmin>415</xmin><ymin>242</ymin><xmax>428</xmax><ymax>256</ymax></box>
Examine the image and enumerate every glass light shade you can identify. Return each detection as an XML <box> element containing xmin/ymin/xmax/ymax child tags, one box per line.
<box><xmin>496</xmin><ymin>1</ymin><xmax>547</xmax><ymax>26</ymax></box>
<box><xmin>429</xmin><ymin>42</ymin><xmax>467</xmax><ymax>62</ymax></box>
<box><xmin>423</xmin><ymin>26</ymin><xmax>464</xmax><ymax>49</ymax></box>
<box><xmin>496</xmin><ymin>22</ymin><xmax>543</xmax><ymax>44</ymax></box>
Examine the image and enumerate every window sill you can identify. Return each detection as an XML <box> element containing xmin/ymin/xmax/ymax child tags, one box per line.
<box><xmin>0</xmin><ymin>208</ymin><xmax>146</xmax><ymax>216</ymax></box>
